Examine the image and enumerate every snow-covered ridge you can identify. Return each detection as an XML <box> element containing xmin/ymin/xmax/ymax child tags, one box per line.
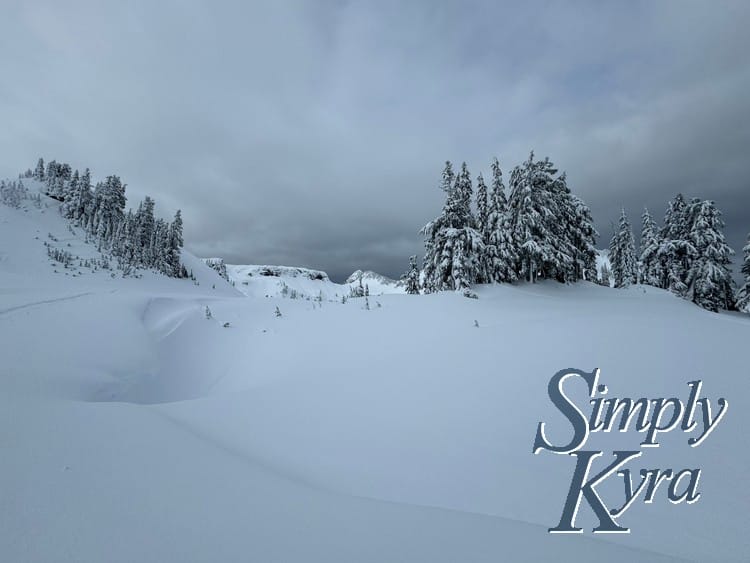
<box><xmin>346</xmin><ymin>269</ymin><xmax>404</xmax><ymax>290</ymax></box>
<box><xmin>222</xmin><ymin>262</ymin><xmax>405</xmax><ymax>299</ymax></box>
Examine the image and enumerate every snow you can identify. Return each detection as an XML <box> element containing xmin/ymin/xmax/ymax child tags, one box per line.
<box><xmin>1</xmin><ymin>185</ymin><xmax>749</xmax><ymax>562</ymax></box>
<box><xmin>225</xmin><ymin>263</ymin><xmax>404</xmax><ymax>300</ymax></box>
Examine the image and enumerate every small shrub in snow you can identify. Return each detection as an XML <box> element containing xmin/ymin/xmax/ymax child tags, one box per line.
<box><xmin>463</xmin><ymin>289</ymin><xmax>478</xmax><ymax>299</ymax></box>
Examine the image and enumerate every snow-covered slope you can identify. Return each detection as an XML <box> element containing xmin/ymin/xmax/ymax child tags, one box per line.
<box><xmin>225</xmin><ymin>263</ymin><xmax>345</xmax><ymax>300</ymax></box>
<box><xmin>2</xmin><ymin>185</ymin><xmax>749</xmax><ymax>562</ymax></box>
<box><xmin>346</xmin><ymin>269</ymin><xmax>404</xmax><ymax>294</ymax></box>
<box><xmin>224</xmin><ymin>263</ymin><xmax>404</xmax><ymax>300</ymax></box>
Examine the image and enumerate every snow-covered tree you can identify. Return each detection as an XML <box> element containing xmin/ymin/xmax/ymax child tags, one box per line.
<box><xmin>0</xmin><ymin>180</ymin><xmax>27</xmax><ymax>208</ymax></box>
<box><xmin>421</xmin><ymin>161</ymin><xmax>483</xmax><ymax>291</ymax></box>
<box><xmin>34</xmin><ymin>158</ymin><xmax>45</xmax><ymax>180</ymax></box>
<box><xmin>736</xmin><ymin>233</ymin><xmax>750</xmax><ymax>312</ymax></box>
<box><xmin>568</xmin><ymin>194</ymin><xmax>599</xmax><ymax>282</ymax></box>
<box><xmin>598</xmin><ymin>262</ymin><xmax>612</xmax><ymax>287</ymax></box>
<box><xmin>639</xmin><ymin>208</ymin><xmax>661</xmax><ymax>287</ymax></box>
<box><xmin>684</xmin><ymin>200</ymin><xmax>735</xmax><ymax>312</ymax></box>
<box><xmin>134</xmin><ymin>196</ymin><xmax>155</xmax><ymax>265</ymax></box>
<box><xmin>71</xmin><ymin>168</ymin><xmax>92</xmax><ymax>225</ymax></box>
<box><xmin>609</xmin><ymin>209</ymin><xmax>637</xmax><ymax>288</ymax></box>
<box><xmin>167</xmin><ymin>210</ymin><xmax>184</xmax><ymax>276</ymax></box>
<box><xmin>657</xmin><ymin>194</ymin><xmax>692</xmax><ymax>293</ymax></box>
<box><xmin>485</xmin><ymin>157</ymin><xmax>517</xmax><ymax>283</ymax></box>
<box><xmin>60</xmin><ymin>170</ymin><xmax>80</xmax><ymax>218</ymax></box>
<box><xmin>506</xmin><ymin>153</ymin><xmax>582</xmax><ymax>283</ymax></box>
<box><xmin>475</xmin><ymin>173</ymin><xmax>490</xmax><ymax>282</ymax></box>
<box><xmin>94</xmin><ymin>175</ymin><xmax>126</xmax><ymax>243</ymax></box>
<box><xmin>403</xmin><ymin>255</ymin><xmax>420</xmax><ymax>294</ymax></box>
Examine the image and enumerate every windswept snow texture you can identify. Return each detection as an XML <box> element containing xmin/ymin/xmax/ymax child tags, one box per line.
<box><xmin>1</xmin><ymin>186</ymin><xmax>749</xmax><ymax>562</ymax></box>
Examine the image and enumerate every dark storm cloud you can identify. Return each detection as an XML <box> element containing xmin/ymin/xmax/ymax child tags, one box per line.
<box><xmin>2</xmin><ymin>0</ymin><xmax>749</xmax><ymax>280</ymax></box>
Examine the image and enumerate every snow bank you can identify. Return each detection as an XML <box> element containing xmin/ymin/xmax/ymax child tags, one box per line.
<box><xmin>1</xmin><ymin>187</ymin><xmax>748</xmax><ymax>562</ymax></box>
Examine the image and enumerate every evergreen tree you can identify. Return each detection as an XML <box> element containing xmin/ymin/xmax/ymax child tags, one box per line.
<box><xmin>134</xmin><ymin>196</ymin><xmax>155</xmax><ymax>265</ymax></box>
<box><xmin>736</xmin><ymin>233</ymin><xmax>750</xmax><ymax>312</ymax></box>
<box><xmin>421</xmin><ymin>162</ymin><xmax>483</xmax><ymax>291</ymax></box>
<box><xmin>507</xmin><ymin>153</ymin><xmax>574</xmax><ymax>283</ymax></box>
<box><xmin>684</xmin><ymin>200</ymin><xmax>735</xmax><ymax>311</ymax></box>
<box><xmin>167</xmin><ymin>210</ymin><xmax>184</xmax><ymax>276</ymax></box>
<box><xmin>403</xmin><ymin>255</ymin><xmax>420</xmax><ymax>294</ymax></box>
<box><xmin>95</xmin><ymin>175</ymin><xmax>126</xmax><ymax>243</ymax></box>
<box><xmin>72</xmin><ymin>168</ymin><xmax>92</xmax><ymax>224</ymax></box>
<box><xmin>421</xmin><ymin>161</ymin><xmax>454</xmax><ymax>292</ymax></box>
<box><xmin>639</xmin><ymin>208</ymin><xmax>661</xmax><ymax>286</ymax></box>
<box><xmin>475</xmin><ymin>173</ymin><xmax>490</xmax><ymax>282</ymax></box>
<box><xmin>45</xmin><ymin>160</ymin><xmax>57</xmax><ymax>184</ymax></box>
<box><xmin>657</xmin><ymin>194</ymin><xmax>692</xmax><ymax>293</ymax></box>
<box><xmin>485</xmin><ymin>157</ymin><xmax>517</xmax><ymax>283</ymax></box>
<box><xmin>609</xmin><ymin>209</ymin><xmax>637</xmax><ymax>287</ymax></box>
<box><xmin>568</xmin><ymin>194</ymin><xmax>599</xmax><ymax>282</ymax></box>
<box><xmin>60</xmin><ymin>170</ymin><xmax>80</xmax><ymax>218</ymax></box>
<box><xmin>598</xmin><ymin>262</ymin><xmax>612</xmax><ymax>287</ymax></box>
<box><xmin>34</xmin><ymin>158</ymin><xmax>45</xmax><ymax>180</ymax></box>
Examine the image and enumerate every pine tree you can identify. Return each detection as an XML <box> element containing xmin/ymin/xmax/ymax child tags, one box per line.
<box><xmin>609</xmin><ymin>209</ymin><xmax>637</xmax><ymax>288</ymax></box>
<box><xmin>507</xmin><ymin>153</ymin><xmax>575</xmax><ymax>283</ymax></box>
<box><xmin>167</xmin><ymin>210</ymin><xmax>184</xmax><ymax>276</ymax></box>
<box><xmin>95</xmin><ymin>175</ymin><xmax>126</xmax><ymax>243</ymax></box>
<box><xmin>134</xmin><ymin>196</ymin><xmax>155</xmax><ymax>265</ymax></box>
<box><xmin>404</xmin><ymin>255</ymin><xmax>420</xmax><ymax>294</ymax></box>
<box><xmin>34</xmin><ymin>158</ymin><xmax>45</xmax><ymax>180</ymax></box>
<box><xmin>657</xmin><ymin>194</ymin><xmax>692</xmax><ymax>294</ymax></box>
<box><xmin>736</xmin><ymin>233</ymin><xmax>750</xmax><ymax>312</ymax></box>
<box><xmin>684</xmin><ymin>200</ymin><xmax>735</xmax><ymax>312</ymax></box>
<box><xmin>421</xmin><ymin>161</ymin><xmax>483</xmax><ymax>291</ymax></box>
<box><xmin>568</xmin><ymin>194</ymin><xmax>599</xmax><ymax>282</ymax></box>
<box><xmin>72</xmin><ymin>168</ymin><xmax>92</xmax><ymax>224</ymax></box>
<box><xmin>60</xmin><ymin>170</ymin><xmax>80</xmax><ymax>218</ymax></box>
<box><xmin>598</xmin><ymin>262</ymin><xmax>612</xmax><ymax>287</ymax></box>
<box><xmin>639</xmin><ymin>208</ymin><xmax>661</xmax><ymax>286</ymax></box>
<box><xmin>475</xmin><ymin>173</ymin><xmax>490</xmax><ymax>282</ymax></box>
<box><xmin>485</xmin><ymin>157</ymin><xmax>517</xmax><ymax>283</ymax></box>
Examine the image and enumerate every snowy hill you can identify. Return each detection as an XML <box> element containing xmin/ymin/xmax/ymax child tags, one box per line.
<box><xmin>345</xmin><ymin>269</ymin><xmax>404</xmax><ymax>294</ymax></box>
<box><xmin>2</xmin><ymin>181</ymin><xmax>749</xmax><ymax>562</ymax></box>
<box><xmin>222</xmin><ymin>262</ymin><xmax>405</xmax><ymax>300</ymax></box>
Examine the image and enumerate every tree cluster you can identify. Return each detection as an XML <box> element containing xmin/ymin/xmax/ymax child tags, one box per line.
<box><xmin>32</xmin><ymin>157</ymin><xmax>186</xmax><ymax>278</ymax></box>
<box><xmin>610</xmin><ymin>196</ymin><xmax>736</xmax><ymax>312</ymax></box>
<box><xmin>418</xmin><ymin>153</ymin><xmax>598</xmax><ymax>292</ymax></box>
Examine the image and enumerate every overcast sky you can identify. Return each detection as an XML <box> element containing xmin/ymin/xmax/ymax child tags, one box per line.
<box><xmin>2</xmin><ymin>1</ymin><xmax>749</xmax><ymax>281</ymax></box>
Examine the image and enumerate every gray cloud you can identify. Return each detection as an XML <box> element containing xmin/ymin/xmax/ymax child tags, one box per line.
<box><xmin>2</xmin><ymin>0</ymin><xmax>749</xmax><ymax>280</ymax></box>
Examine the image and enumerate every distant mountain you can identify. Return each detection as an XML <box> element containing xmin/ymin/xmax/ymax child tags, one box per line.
<box><xmin>346</xmin><ymin>269</ymin><xmax>404</xmax><ymax>293</ymax></box>
<box><xmin>217</xmin><ymin>263</ymin><xmax>405</xmax><ymax>300</ymax></box>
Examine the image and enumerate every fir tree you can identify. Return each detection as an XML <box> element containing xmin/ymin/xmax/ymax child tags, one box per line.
<box><xmin>568</xmin><ymin>194</ymin><xmax>599</xmax><ymax>282</ymax></box>
<box><xmin>657</xmin><ymin>194</ymin><xmax>692</xmax><ymax>294</ymax></box>
<box><xmin>485</xmin><ymin>157</ymin><xmax>517</xmax><ymax>283</ymax></box>
<box><xmin>736</xmin><ymin>233</ymin><xmax>750</xmax><ymax>313</ymax></box>
<box><xmin>421</xmin><ymin>161</ymin><xmax>483</xmax><ymax>291</ymax></box>
<box><xmin>507</xmin><ymin>153</ymin><xmax>575</xmax><ymax>283</ymax></box>
<box><xmin>404</xmin><ymin>255</ymin><xmax>420</xmax><ymax>294</ymax></box>
<box><xmin>34</xmin><ymin>158</ymin><xmax>45</xmax><ymax>180</ymax></box>
<box><xmin>135</xmin><ymin>196</ymin><xmax>155</xmax><ymax>265</ymax></box>
<box><xmin>609</xmin><ymin>209</ymin><xmax>637</xmax><ymax>288</ymax></box>
<box><xmin>475</xmin><ymin>173</ymin><xmax>490</xmax><ymax>282</ymax></box>
<box><xmin>639</xmin><ymin>208</ymin><xmax>661</xmax><ymax>286</ymax></box>
<box><xmin>167</xmin><ymin>210</ymin><xmax>184</xmax><ymax>276</ymax></box>
<box><xmin>684</xmin><ymin>200</ymin><xmax>735</xmax><ymax>312</ymax></box>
